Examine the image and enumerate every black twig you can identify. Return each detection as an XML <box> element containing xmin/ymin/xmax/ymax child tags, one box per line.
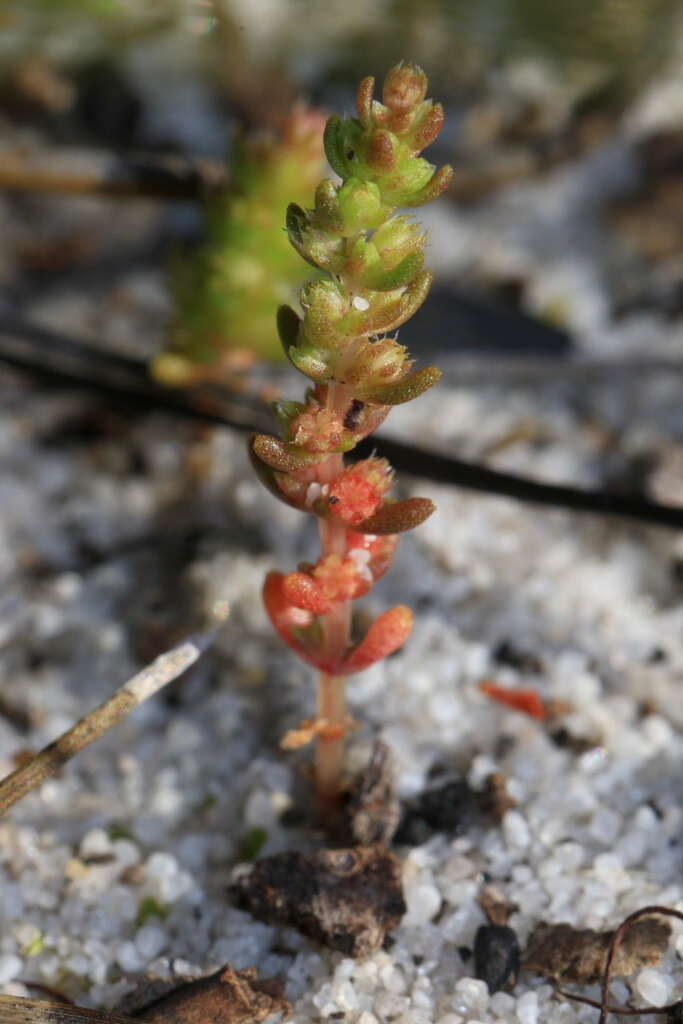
<box><xmin>2</xmin><ymin>318</ymin><xmax>683</xmax><ymax>529</ymax></box>
<box><xmin>0</xmin><ymin>149</ymin><xmax>227</xmax><ymax>201</ymax></box>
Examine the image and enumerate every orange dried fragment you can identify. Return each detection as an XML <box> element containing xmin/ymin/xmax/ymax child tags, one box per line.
<box><xmin>479</xmin><ymin>681</ymin><xmax>546</xmax><ymax>721</ymax></box>
<box><xmin>280</xmin><ymin>718</ymin><xmax>326</xmax><ymax>750</ymax></box>
<box><xmin>280</xmin><ymin>715</ymin><xmax>356</xmax><ymax>749</ymax></box>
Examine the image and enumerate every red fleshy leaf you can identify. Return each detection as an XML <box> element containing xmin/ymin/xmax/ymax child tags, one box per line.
<box><xmin>282</xmin><ymin>571</ymin><xmax>333</xmax><ymax>615</ymax></box>
<box><xmin>283</xmin><ymin>539</ymin><xmax>398</xmax><ymax>617</ymax></box>
<box><xmin>340</xmin><ymin>605</ymin><xmax>413</xmax><ymax>674</ymax></box>
<box><xmin>479</xmin><ymin>681</ymin><xmax>546</xmax><ymax>721</ymax></box>
<box><xmin>262</xmin><ymin>572</ymin><xmax>323</xmax><ymax>669</ymax></box>
<box><xmin>347</xmin><ymin>531</ymin><xmax>398</xmax><ymax>583</ymax></box>
<box><xmin>264</xmin><ymin>576</ymin><xmax>413</xmax><ymax>675</ymax></box>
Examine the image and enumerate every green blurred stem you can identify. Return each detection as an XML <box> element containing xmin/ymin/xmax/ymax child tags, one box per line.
<box><xmin>314</xmin><ymin>383</ymin><xmax>352</xmax><ymax>798</ymax></box>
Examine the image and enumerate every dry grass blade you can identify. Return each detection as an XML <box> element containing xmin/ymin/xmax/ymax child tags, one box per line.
<box><xmin>0</xmin><ymin>995</ymin><xmax>137</xmax><ymax>1024</ymax></box>
<box><xmin>0</xmin><ymin>622</ymin><xmax>225</xmax><ymax>817</ymax></box>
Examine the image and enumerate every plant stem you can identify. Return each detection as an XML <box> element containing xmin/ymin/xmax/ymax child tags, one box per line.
<box><xmin>314</xmin><ymin>671</ymin><xmax>348</xmax><ymax>799</ymax></box>
<box><xmin>313</xmin><ymin>383</ymin><xmax>353</xmax><ymax>798</ymax></box>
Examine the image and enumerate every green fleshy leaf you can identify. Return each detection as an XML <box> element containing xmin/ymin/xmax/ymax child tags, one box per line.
<box><xmin>314</xmin><ymin>179</ymin><xmax>344</xmax><ymax>232</ymax></box>
<box><xmin>356</xmin><ymin>75</ymin><xmax>375</xmax><ymax>129</ymax></box>
<box><xmin>352</xmin><ymin>497</ymin><xmax>435</xmax><ymax>534</ymax></box>
<box><xmin>271</xmin><ymin>399</ymin><xmax>303</xmax><ymax>429</ymax></box>
<box><xmin>361</xmin><ymin>250</ymin><xmax>424</xmax><ymax>291</ymax></box>
<box><xmin>298</xmin><ymin>278</ymin><xmax>347</xmax><ymax>347</ymax></box>
<box><xmin>400</xmin><ymin>164</ymin><xmax>454</xmax><ymax>206</ymax></box>
<box><xmin>276</xmin><ymin>304</ymin><xmax>301</xmax><ymax>358</ymax></box>
<box><xmin>378</xmin><ymin>156</ymin><xmax>436</xmax><ymax>204</ymax></box>
<box><xmin>285</xmin><ymin>202</ymin><xmax>306</xmax><ymax>244</ymax></box>
<box><xmin>323</xmin><ymin>115</ymin><xmax>349</xmax><ymax>178</ymax></box>
<box><xmin>356</xmin><ymin>365</ymin><xmax>442</xmax><ymax>405</ymax></box>
<box><xmin>248</xmin><ymin>437</ymin><xmax>304</xmax><ymax>510</ymax></box>
<box><xmin>289</xmin><ymin>344</ymin><xmax>331</xmax><ymax>381</ymax></box>
<box><xmin>239</xmin><ymin>827</ymin><xmax>268</xmax><ymax>862</ymax></box>
<box><xmin>337</xmin><ymin>177</ymin><xmax>385</xmax><ymax>233</ymax></box>
<box><xmin>351</xmin><ymin>270</ymin><xmax>431</xmax><ymax>335</ymax></box>
<box><xmin>252</xmin><ymin>433</ymin><xmax>324</xmax><ymax>472</ymax></box>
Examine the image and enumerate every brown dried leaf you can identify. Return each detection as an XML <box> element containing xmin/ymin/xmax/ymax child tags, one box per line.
<box><xmin>0</xmin><ymin>968</ymin><xmax>289</xmax><ymax>1024</ymax></box>
<box><xmin>134</xmin><ymin>966</ymin><xmax>289</xmax><ymax>1024</ymax></box>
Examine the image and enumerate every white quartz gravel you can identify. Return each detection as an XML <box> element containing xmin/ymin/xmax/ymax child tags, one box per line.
<box><xmin>1</xmin><ymin>356</ymin><xmax>683</xmax><ymax>1024</ymax></box>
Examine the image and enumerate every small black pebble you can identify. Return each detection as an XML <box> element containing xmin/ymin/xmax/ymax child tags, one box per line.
<box><xmin>473</xmin><ymin>924</ymin><xmax>520</xmax><ymax>993</ymax></box>
<box><xmin>458</xmin><ymin>945</ymin><xmax>472</xmax><ymax>962</ymax></box>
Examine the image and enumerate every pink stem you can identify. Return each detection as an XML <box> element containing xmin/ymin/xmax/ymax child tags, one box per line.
<box><xmin>313</xmin><ymin>383</ymin><xmax>353</xmax><ymax>798</ymax></box>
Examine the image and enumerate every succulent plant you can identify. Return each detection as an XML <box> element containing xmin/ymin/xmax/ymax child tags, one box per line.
<box><xmin>250</xmin><ymin>63</ymin><xmax>453</xmax><ymax>798</ymax></box>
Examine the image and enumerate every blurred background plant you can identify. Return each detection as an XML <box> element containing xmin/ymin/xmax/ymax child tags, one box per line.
<box><xmin>3</xmin><ymin>0</ymin><xmax>683</xmax><ymax>372</ymax></box>
<box><xmin>3</xmin><ymin>0</ymin><xmax>681</xmax><ymax>95</ymax></box>
<box><xmin>152</xmin><ymin>105</ymin><xmax>326</xmax><ymax>384</ymax></box>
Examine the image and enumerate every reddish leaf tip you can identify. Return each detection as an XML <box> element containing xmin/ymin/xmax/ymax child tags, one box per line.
<box><xmin>340</xmin><ymin>604</ymin><xmax>413</xmax><ymax>674</ymax></box>
<box><xmin>479</xmin><ymin>681</ymin><xmax>546</xmax><ymax>721</ymax></box>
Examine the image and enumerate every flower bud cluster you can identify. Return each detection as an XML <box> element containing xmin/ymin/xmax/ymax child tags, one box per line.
<box><xmin>252</xmin><ymin>64</ymin><xmax>452</xmax><ymax>678</ymax></box>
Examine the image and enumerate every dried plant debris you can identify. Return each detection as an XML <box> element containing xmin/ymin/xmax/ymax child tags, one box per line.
<box><xmin>394</xmin><ymin>778</ymin><xmax>481</xmax><ymax>845</ymax></box>
<box><xmin>133</xmin><ymin>965</ymin><xmax>289</xmax><ymax>1024</ymax></box>
<box><xmin>523</xmin><ymin>919</ymin><xmax>671</xmax><ymax>984</ymax></box>
<box><xmin>0</xmin><ymin>967</ymin><xmax>289</xmax><ymax>1024</ymax></box>
<box><xmin>394</xmin><ymin>771</ymin><xmax>514</xmax><ymax>845</ymax></box>
<box><xmin>232</xmin><ymin>845</ymin><xmax>406</xmax><ymax>957</ymax></box>
<box><xmin>479</xmin><ymin>884</ymin><xmax>513</xmax><ymax>927</ymax></box>
<box><xmin>474</xmin><ymin>924</ymin><xmax>521</xmax><ymax>994</ymax></box>
<box><xmin>347</xmin><ymin>741</ymin><xmax>400</xmax><ymax>846</ymax></box>
<box><xmin>480</xmin><ymin>771</ymin><xmax>516</xmax><ymax>821</ymax></box>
